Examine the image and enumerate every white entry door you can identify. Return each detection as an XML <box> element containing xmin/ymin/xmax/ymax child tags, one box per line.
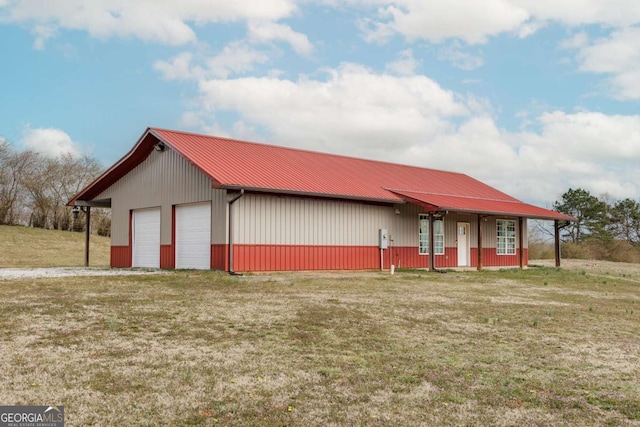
<box><xmin>175</xmin><ymin>202</ymin><xmax>211</xmax><ymax>269</ymax></box>
<box><xmin>457</xmin><ymin>222</ymin><xmax>470</xmax><ymax>267</ymax></box>
<box><xmin>132</xmin><ymin>208</ymin><xmax>160</xmax><ymax>268</ymax></box>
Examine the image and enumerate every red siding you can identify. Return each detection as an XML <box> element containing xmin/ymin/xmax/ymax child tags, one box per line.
<box><xmin>232</xmin><ymin>245</ymin><xmax>380</xmax><ymax>272</ymax></box>
<box><xmin>227</xmin><ymin>245</ymin><xmax>527</xmax><ymax>272</ymax></box>
<box><xmin>390</xmin><ymin>247</ymin><xmax>458</xmax><ymax>269</ymax></box>
<box><xmin>112</xmin><ymin>244</ymin><xmax>527</xmax><ymax>271</ymax></box>
<box><xmin>211</xmin><ymin>244</ymin><xmax>228</xmax><ymax>270</ymax></box>
<box><xmin>160</xmin><ymin>245</ymin><xmax>175</xmax><ymax>269</ymax></box>
<box><xmin>229</xmin><ymin>245</ymin><xmax>487</xmax><ymax>272</ymax></box>
<box><xmin>111</xmin><ymin>246</ymin><xmax>131</xmax><ymax>267</ymax></box>
<box><xmin>470</xmin><ymin>248</ymin><xmax>528</xmax><ymax>267</ymax></box>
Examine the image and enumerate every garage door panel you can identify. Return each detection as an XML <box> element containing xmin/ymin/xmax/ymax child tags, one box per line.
<box><xmin>132</xmin><ymin>208</ymin><xmax>160</xmax><ymax>268</ymax></box>
<box><xmin>176</xmin><ymin>203</ymin><xmax>211</xmax><ymax>269</ymax></box>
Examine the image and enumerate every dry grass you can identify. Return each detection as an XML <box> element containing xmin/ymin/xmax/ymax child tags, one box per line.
<box><xmin>0</xmin><ymin>225</ymin><xmax>110</xmax><ymax>267</ymax></box>
<box><xmin>1</xmin><ymin>263</ymin><xmax>639</xmax><ymax>426</ymax></box>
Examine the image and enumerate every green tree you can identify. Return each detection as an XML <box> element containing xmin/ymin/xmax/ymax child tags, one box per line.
<box><xmin>553</xmin><ymin>188</ymin><xmax>608</xmax><ymax>243</ymax></box>
<box><xmin>609</xmin><ymin>198</ymin><xmax>640</xmax><ymax>246</ymax></box>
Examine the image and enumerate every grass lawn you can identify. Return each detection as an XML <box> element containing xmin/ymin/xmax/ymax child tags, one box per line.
<box><xmin>0</xmin><ymin>225</ymin><xmax>110</xmax><ymax>267</ymax></box>
<box><xmin>1</xmin><ymin>263</ymin><xmax>639</xmax><ymax>426</ymax></box>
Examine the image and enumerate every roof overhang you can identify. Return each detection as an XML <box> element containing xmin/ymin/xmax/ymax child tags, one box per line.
<box><xmin>221</xmin><ymin>185</ymin><xmax>403</xmax><ymax>205</ymax></box>
<box><xmin>67</xmin><ymin>127</ymin><xmax>226</xmax><ymax>206</ymax></box>
<box><xmin>387</xmin><ymin>189</ymin><xmax>576</xmax><ymax>221</ymax></box>
<box><xmin>68</xmin><ymin>128</ymin><xmax>157</xmax><ymax>206</ymax></box>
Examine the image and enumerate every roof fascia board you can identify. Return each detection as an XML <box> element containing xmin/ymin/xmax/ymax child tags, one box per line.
<box><xmin>441</xmin><ymin>207</ymin><xmax>576</xmax><ymax>221</ymax></box>
<box><xmin>67</xmin><ymin>127</ymin><xmax>156</xmax><ymax>206</ymax></box>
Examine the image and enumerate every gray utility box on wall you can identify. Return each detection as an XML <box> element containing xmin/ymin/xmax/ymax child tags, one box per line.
<box><xmin>379</xmin><ymin>228</ymin><xmax>389</xmax><ymax>249</ymax></box>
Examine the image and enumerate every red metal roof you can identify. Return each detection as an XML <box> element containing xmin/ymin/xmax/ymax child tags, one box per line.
<box><xmin>69</xmin><ymin>127</ymin><xmax>574</xmax><ymax>221</ymax></box>
<box><xmin>389</xmin><ymin>189</ymin><xmax>575</xmax><ymax>220</ymax></box>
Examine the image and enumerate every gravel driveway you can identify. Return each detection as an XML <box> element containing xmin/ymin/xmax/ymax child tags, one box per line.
<box><xmin>0</xmin><ymin>267</ymin><xmax>164</xmax><ymax>280</ymax></box>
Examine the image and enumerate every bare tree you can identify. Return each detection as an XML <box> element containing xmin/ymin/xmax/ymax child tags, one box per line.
<box><xmin>0</xmin><ymin>142</ymin><xmax>37</xmax><ymax>225</ymax></box>
<box><xmin>47</xmin><ymin>153</ymin><xmax>102</xmax><ymax>230</ymax></box>
<box><xmin>1</xmin><ymin>140</ymin><xmax>106</xmax><ymax>232</ymax></box>
<box><xmin>22</xmin><ymin>155</ymin><xmax>54</xmax><ymax>228</ymax></box>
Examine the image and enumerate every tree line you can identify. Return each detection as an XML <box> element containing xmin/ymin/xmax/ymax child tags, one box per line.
<box><xmin>554</xmin><ymin>188</ymin><xmax>640</xmax><ymax>245</ymax></box>
<box><xmin>543</xmin><ymin>187</ymin><xmax>640</xmax><ymax>262</ymax></box>
<box><xmin>0</xmin><ymin>140</ymin><xmax>110</xmax><ymax>235</ymax></box>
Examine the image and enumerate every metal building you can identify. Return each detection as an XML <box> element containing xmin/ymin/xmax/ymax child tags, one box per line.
<box><xmin>69</xmin><ymin>127</ymin><xmax>575</xmax><ymax>272</ymax></box>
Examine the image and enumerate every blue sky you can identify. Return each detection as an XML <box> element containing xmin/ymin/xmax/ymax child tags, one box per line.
<box><xmin>1</xmin><ymin>1</ymin><xmax>639</xmax><ymax>207</ymax></box>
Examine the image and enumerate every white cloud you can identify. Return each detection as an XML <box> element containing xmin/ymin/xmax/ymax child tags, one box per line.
<box><xmin>508</xmin><ymin>111</ymin><xmax>640</xmax><ymax>200</ymax></box>
<box><xmin>3</xmin><ymin>0</ymin><xmax>298</xmax><ymax>45</ymax></box>
<box><xmin>362</xmin><ymin>0</ymin><xmax>530</xmax><ymax>45</ymax></box>
<box><xmin>357</xmin><ymin>0</ymin><xmax>640</xmax><ymax>45</ymax></box>
<box><xmin>31</xmin><ymin>25</ymin><xmax>56</xmax><ymax>50</ymax></box>
<box><xmin>206</xmin><ymin>42</ymin><xmax>271</xmax><ymax>78</ymax></box>
<box><xmin>197</xmin><ymin>63</ymin><xmax>468</xmax><ymax>156</ymax></box>
<box><xmin>154</xmin><ymin>52</ymin><xmax>204</xmax><ymax>81</ymax></box>
<box><xmin>248</xmin><ymin>21</ymin><xmax>313</xmax><ymax>56</ymax></box>
<box><xmin>438</xmin><ymin>42</ymin><xmax>484</xmax><ymax>71</ymax></box>
<box><xmin>154</xmin><ymin>42</ymin><xmax>270</xmax><ymax>81</ymax></box>
<box><xmin>185</xmin><ymin>64</ymin><xmax>640</xmax><ymax>204</ymax></box>
<box><xmin>385</xmin><ymin>49</ymin><xmax>418</xmax><ymax>75</ymax></box>
<box><xmin>559</xmin><ymin>31</ymin><xmax>589</xmax><ymax>50</ymax></box>
<box><xmin>564</xmin><ymin>27</ymin><xmax>640</xmax><ymax>100</ymax></box>
<box><xmin>513</xmin><ymin>0</ymin><xmax>640</xmax><ymax>27</ymax></box>
<box><xmin>21</xmin><ymin>127</ymin><xmax>82</xmax><ymax>158</ymax></box>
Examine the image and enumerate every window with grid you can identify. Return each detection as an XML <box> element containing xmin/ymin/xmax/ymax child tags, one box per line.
<box><xmin>497</xmin><ymin>219</ymin><xmax>516</xmax><ymax>255</ymax></box>
<box><xmin>419</xmin><ymin>214</ymin><xmax>444</xmax><ymax>255</ymax></box>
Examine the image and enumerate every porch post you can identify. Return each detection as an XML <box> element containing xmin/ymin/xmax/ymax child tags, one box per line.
<box><xmin>554</xmin><ymin>220</ymin><xmax>561</xmax><ymax>267</ymax></box>
<box><xmin>518</xmin><ymin>217</ymin><xmax>524</xmax><ymax>269</ymax></box>
<box><xmin>429</xmin><ymin>212</ymin><xmax>436</xmax><ymax>272</ymax></box>
<box><xmin>477</xmin><ymin>214</ymin><xmax>483</xmax><ymax>271</ymax></box>
<box><xmin>85</xmin><ymin>206</ymin><xmax>91</xmax><ymax>267</ymax></box>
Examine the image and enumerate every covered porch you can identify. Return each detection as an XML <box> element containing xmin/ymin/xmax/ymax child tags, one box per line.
<box><xmin>389</xmin><ymin>189</ymin><xmax>575</xmax><ymax>271</ymax></box>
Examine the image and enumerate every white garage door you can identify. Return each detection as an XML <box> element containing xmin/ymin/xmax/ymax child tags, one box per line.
<box><xmin>175</xmin><ymin>202</ymin><xmax>211</xmax><ymax>269</ymax></box>
<box><xmin>132</xmin><ymin>208</ymin><xmax>161</xmax><ymax>268</ymax></box>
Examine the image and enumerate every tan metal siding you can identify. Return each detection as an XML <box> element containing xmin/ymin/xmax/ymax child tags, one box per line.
<box><xmin>481</xmin><ymin>216</ymin><xmax>526</xmax><ymax>249</ymax></box>
<box><xmin>233</xmin><ymin>194</ymin><xmax>398</xmax><ymax>246</ymax></box>
<box><xmin>447</xmin><ymin>213</ymin><xmax>478</xmax><ymax>247</ymax></box>
<box><xmin>390</xmin><ymin>210</ymin><xmax>480</xmax><ymax>249</ymax></box>
<box><xmin>96</xmin><ymin>148</ymin><xmax>223</xmax><ymax>246</ymax></box>
<box><xmin>387</xmin><ymin>203</ymin><xmax>419</xmax><ymax>247</ymax></box>
<box><xmin>211</xmin><ymin>189</ymin><xmax>227</xmax><ymax>244</ymax></box>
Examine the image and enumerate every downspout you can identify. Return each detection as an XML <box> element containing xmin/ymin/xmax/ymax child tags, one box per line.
<box><xmin>227</xmin><ymin>189</ymin><xmax>244</xmax><ymax>275</ymax></box>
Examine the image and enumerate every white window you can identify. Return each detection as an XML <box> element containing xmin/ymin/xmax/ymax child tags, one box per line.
<box><xmin>497</xmin><ymin>219</ymin><xmax>516</xmax><ymax>255</ymax></box>
<box><xmin>419</xmin><ymin>214</ymin><xmax>444</xmax><ymax>255</ymax></box>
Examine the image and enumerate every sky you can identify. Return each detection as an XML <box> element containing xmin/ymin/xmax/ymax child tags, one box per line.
<box><xmin>1</xmin><ymin>0</ymin><xmax>639</xmax><ymax>209</ymax></box>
